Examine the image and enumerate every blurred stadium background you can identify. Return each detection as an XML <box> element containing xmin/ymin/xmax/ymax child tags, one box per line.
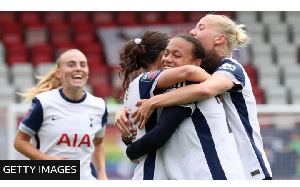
<box><xmin>0</xmin><ymin>11</ymin><xmax>300</xmax><ymax>180</ymax></box>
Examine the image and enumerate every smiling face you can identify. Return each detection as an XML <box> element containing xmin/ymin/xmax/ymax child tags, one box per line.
<box><xmin>56</xmin><ymin>49</ymin><xmax>89</xmax><ymax>91</ymax></box>
<box><xmin>162</xmin><ymin>37</ymin><xmax>200</xmax><ymax>68</ymax></box>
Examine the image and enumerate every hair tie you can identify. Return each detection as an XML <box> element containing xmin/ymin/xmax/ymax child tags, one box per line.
<box><xmin>134</xmin><ymin>38</ymin><xmax>142</xmax><ymax>45</ymax></box>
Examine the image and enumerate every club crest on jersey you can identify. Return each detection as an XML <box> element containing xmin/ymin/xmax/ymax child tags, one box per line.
<box><xmin>219</xmin><ymin>63</ymin><xmax>236</xmax><ymax>71</ymax></box>
<box><xmin>141</xmin><ymin>71</ymin><xmax>159</xmax><ymax>82</ymax></box>
<box><xmin>24</xmin><ymin>103</ymin><xmax>36</xmax><ymax>120</ymax></box>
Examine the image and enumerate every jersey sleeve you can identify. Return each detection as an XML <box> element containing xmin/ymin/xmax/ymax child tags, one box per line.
<box><xmin>95</xmin><ymin>104</ymin><xmax>108</xmax><ymax>138</ymax></box>
<box><xmin>19</xmin><ymin>97</ymin><xmax>44</xmax><ymax>137</ymax></box>
<box><xmin>139</xmin><ymin>70</ymin><xmax>164</xmax><ymax>99</ymax></box>
<box><xmin>213</xmin><ymin>59</ymin><xmax>245</xmax><ymax>89</ymax></box>
<box><xmin>126</xmin><ymin>106</ymin><xmax>192</xmax><ymax>160</ymax></box>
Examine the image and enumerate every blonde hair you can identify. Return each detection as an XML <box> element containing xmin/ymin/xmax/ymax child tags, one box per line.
<box><xmin>19</xmin><ymin>49</ymin><xmax>82</xmax><ymax>102</ymax></box>
<box><xmin>205</xmin><ymin>14</ymin><xmax>250</xmax><ymax>57</ymax></box>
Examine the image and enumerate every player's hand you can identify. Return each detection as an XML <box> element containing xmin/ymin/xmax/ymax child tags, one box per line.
<box><xmin>114</xmin><ymin>108</ymin><xmax>133</xmax><ymax>137</ymax></box>
<box><xmin>132</xmin><ymin>99</ymin><xmax>155</xmax><ymax>129</ymax></box>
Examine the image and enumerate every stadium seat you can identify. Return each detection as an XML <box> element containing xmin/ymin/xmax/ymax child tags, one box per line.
<box><xmin>6</xmin><ymin>43</ymin><xmax>29</xmax><ymax>66</ymax></box>
<box><xmin>187</xmin><ymin>11</ymin><xmax>208</xmax><ymax>23</ymax></box>
<box><xmin>282</xmin><ymin>65</ymin><xmax>300</xmax><ymax>88</ymax></box>
<box><xmin>24</xmin><ymin>23</ymin><xmax>48</xmax><ymax>47</ymax></box>
<box><xmin>0</xmin><ymin>63</ymin><xmax>9</xmax><ymax>85</ymax></box>
<box><xmin>260</xmin><ymin>11</ymin><xmax>283</xmax><ymax>23</ymax></box>
<box><xmin>11</xmin><ymin>63</ymin><xmax>35</xmax><ymax>88</ymax></box>
<box><xmin>0</xmin><ymin>11</ymin><xmax>17</xmax><ymax>25</ymax></box>
<box><xmin>110</xmin><ymin>65</ymin><xmax>122</xmax><ymax>90</ymax></box>
<box><xmin>92</xmin><ymin>11</ymin><xmax>116</xmax><ymax>27</ymax></box>
<box><xmin>1</xmin><ymin>23</ymin><xmax>23</xmax><ymax>45</ymax></box>
<box><xmin>275</xmin><ymin>44</ymin><xmax>299</xmax><ymax>66</ymax></box>
<box><xmin>252</xmin><ymin>85</ymin><xmax>265</xmax><ymax>104</ymax></box>
<box><xmin>85</xmin><ymin>53</ymin><xmax>105</xmax><ymax>69</ymax></box>
<box><xmin>88</xmin><ymin>66</ymin><xmax>110</xmax><ymax>87</ymax></box>
<box><xmin>164</xmin><ymin>11</ymin><xmax>186</xmax><ymax>24</ymax></box>
<box><xmin>243</xmin><ymin>64</ymin><xmax>257</xmax><ymax>86</ymax></box>
<box><xmin>267</xmin><ymin>23</ymin><xmax>292</xmax><ymax>44</ymax></box>
<box><xmin>263</xmin><ymin>86</ymin><xmax>288</xmax><ymax>104</ymax></box>
<box><xmin>68</xmin><ymin>11</ymin><xmax>90</xmax><ymax>24</ymax></box>
<box><xmin>20</xmin><ymin>11</ymin><xmax>41</xmax><ymax>25</ymax></box>
<box><xmin>246</xmin><ymin>22</ymin><xmax>267</xmax><ymax>44</ymax></box>
<box><xmin>285</xmin><ymin>11</ymin><xmax>300</xmax><ymax>24</ymax></box>
<box><xmin>290</xmin><ymin>87</ymin><xmax>300</xmax><ymax>104</ymax></box>
<box><xmin>250</xmin><ymin>43</ymin><xmax>275</xmax><ymax>67</ymax></box>
<box><xmin>43</xmin><ymin>11</ymin><xmax>66</xmax><ymax>24</ymax></box>
<box><xmin>35</xmin><ymin>63</ymin><xmax>56</xmax><ymax>77</ymax></box>
<box><xmin>235</xmin><ymin>11</ymin><xmax>258</xmax><ymax>24</ymax></box>
<box><xmin>291</xmin><ymin>24</ymin><xmax>300</xmax><ymax>44</ymax></box>
<box><xmin>140</xmin><ymin>11</ymin><xmax>163</xmax><ymax>25</ymax></box>
<box><xmin>49</xmin><ymin>22</ymin><xmax>73</xmax><ymax>46</ymax></box>
<box><xmin>257</xmin><ymin>65</ymin><xmax>282</xmax><ymax>88</ymax></box>
<box><xmin>116</xmin><ymin>11</ymin><xmax>139</xmax><ymax>26</ymax></box>
<box><xmin>74</xmin><ymin>32</ymin><xmax>97</xmax><ymax>46</ymax></box>
<box><xmin>0</xmin><ymin>84</ymin><xmax>17</xmax><ymax>104</ymax></box>
<box><xmin>92</xmin><ymin>84</ymin><xmax>111</xmax><ymax>99</ymax></box>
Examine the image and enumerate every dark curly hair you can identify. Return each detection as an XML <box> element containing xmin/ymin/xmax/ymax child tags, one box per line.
<box><xmin>119</xmin><ymin>30</ymin><xmax>170</xmax><ymax>92</ymax></box>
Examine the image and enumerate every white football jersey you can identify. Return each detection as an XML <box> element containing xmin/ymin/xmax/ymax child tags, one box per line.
<box><xmin>214</xmin><ymin>58</ymin><xmax>272</xmax><ymax>180</ymax></box>
<box><xmin>156</xmin><ymin>83</ymin><xmax>246</xmax><ymax>179</ymax></box>
<box><xmin>19</xmin><ymin>88</ymin><xmax>108</xmax><ymax>180</ymax></box>
<box><xmin>124</xmin><ymin>70</ymin><xmax>171</xmax><ymax>180</ymax></box>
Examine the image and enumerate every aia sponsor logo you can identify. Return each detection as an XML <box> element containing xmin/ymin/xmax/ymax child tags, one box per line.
<box><xmin>57</xmin><ymin>134</ymin><xmax>91</xmax><ymax>147</ymax></box>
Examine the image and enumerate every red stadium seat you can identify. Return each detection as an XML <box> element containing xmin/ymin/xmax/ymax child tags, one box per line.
<box><xmin>49</xmin><ymin>22</ymin><xmax>73</xmax><ymax>46</ymax></box>
<box><xmin>140</xmin><ymin>11</ymin><xmax>163</xmax><ymax>25</ymax></box>
<box><xmin>6</xmin><ymin>43</ymin><xmax>28</xmax><ymax>66</ymax></box>
<box><xmin>20</xmin><ymin>11</ymin><xmax>41</xmax><ymax>25</ymax></box>
<box><xmin>164</xmin><ymin>11</ymin><xmax>186</xmax><ymax>24</ymax></box>
<box><xmin>68</xmin><ymin>11</ymin><xmax>90</xmax><ymax>24</ymax></box>
<box><xmin>74</xmin><ymin>22</ymin><xmax>95</xmax><ymax>33</ymax></box>
<box><xmin>1</xmin><ymin>23</ymin><xmax>23</xmax><ymax>45</ymax></box>
<box><xmin>0</xmin><ymin>11</ymin><xmax>17</xmax><ymax>25</ymax></box>
<box><xmin>75</xmin><ymin>32</ymin><xmax>97</xmax><ymax>46</ymax></box>
<box><xmin>85</xmin><ymin>53</ymin><xmax>105</xmax><ymax>69</ymax></box>
<box><xmin>92</xmin><ymin>84</ymin><xmax>111</xmax><ymax>99</ymax></box>
<box><xmin>30</xmin><ymin>44</ymin><xmax>54</xmax><ymax>66</ymax></box>
<box><xmin>187</xmin><ymin>11</ymin><xmax>208</xmax><ymax>23</ymax></box>
<box><xmin>252</xmin><ymin>85</ymin><xmax>265</xmax><ymax>104</ymax></box>
<box><xmin>54</xmin><ymin>43</ymin><xmax>78</xmax><ymax>59</ymax></box>
<box><xmin>243</xmin><ymin>64</ymin><xmax>258</xmax><ymax>86</ymax></box>
<box><xmin>81</xmin><ymin>43</ymin><xmax>103</xmax><ymax>55</ymax></box>
<box><xmin>116</xmin><ymin>11</ymin><xmax>139</xmax><ymax>26</ymax></box>
<box><xmin>24</xmin><ymin>23</ymin><xmax>48</xmax><ymax>46</ymax></box>
<box><xmin>43</xmin><ymin>11</ymin><xmax>66</xmax><ymax>24</ymax></box>
<box><xmin>92</xmin><ymin>11</ymin><xmax>116</xmax><ymax>27</ymax></box>
<box><xmin>88</xmin><ymin>66</ymin><xmax>110</xmax><ymax>88</ymax></box>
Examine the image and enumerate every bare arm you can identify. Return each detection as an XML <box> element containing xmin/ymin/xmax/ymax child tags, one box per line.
<box><xmin>92</xmin><ymin>137</ymin><xmax>108</xmax><ymax>180</ymax></box>
<box><xmin>132</xmin><ymin>74</ymin><xmax>234</xmax><ymax>128</ymax></box>
<box><xmin>155</xmin><ymin>65</ymin><xmax>211</xmax><ymax>89</ymax></box>
<box><xmin>14</xmin><ymin>130</ymin><xmax>67</xmax><ymax>160</ymax></box>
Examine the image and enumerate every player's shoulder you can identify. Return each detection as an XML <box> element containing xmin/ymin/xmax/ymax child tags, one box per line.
<box><xmin>85</xmin><ymin>91</ymin><xmax>106</xmax><ymax>107</ymax></box>
<box><xmin>35</xmin><ymin>88</ymin><xmax>60</xmax><ymax>101</ymax></box>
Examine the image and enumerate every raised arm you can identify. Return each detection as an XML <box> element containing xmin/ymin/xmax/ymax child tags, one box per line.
<box><xmin>132</xmin><ymin>74</ymin><xmax>234</xmax><ymax>128</ymax></box>
<box><xmin>155</xmin><ymin>65</ymin><xmax>211</xmax><ymax>89</ymax></box>
<box><xmin>126</xmin><ymin>105</ymin><xmax>192</xmax><ymax>160</ymax></box>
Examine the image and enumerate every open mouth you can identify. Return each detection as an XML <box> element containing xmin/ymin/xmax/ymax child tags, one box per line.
<box><xmin>164</xmin><ymin>66</ymin><xmax>173</xmax><ymax>70</ymax></box>
<box><xmin>72</xmin><ymin>74</ymin><xmax>83</xmax><ymax>81</ymax></box>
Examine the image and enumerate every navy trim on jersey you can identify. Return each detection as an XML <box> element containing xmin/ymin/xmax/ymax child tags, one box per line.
<box><xmin>101</xmin><ymin>106</ymin><xmax>108</xmax><ymax>127</ymax></box>
<box><xmin>126</xmin><ymin>106</ymin><xmax>192</xmax><ymax>160</ymax></box>
<box><xmin>230</xmin><ymin>91</ymin><xmax>271</xmax><ymax>178</ymax></box>
<box><xmin>191</xmin><ymin>108</ymin><xmax>227</xmax><ymax>180</ymax></box>
<box><xmin>59</xmin><ymin>88</ymin><xmax>87</xmax><ymax>103</ymax></box>
<box><xmin>35</xmin><ymin>133</ymin><xmax>40</xmax><ymax>149</ymax></box>
<box><xmin>90</xmin><ymin>162</ymin><xmax>97</xmax><ymax>179</ymax></box>
<box><xmin>216</xmin><ymin>59</ymin><xmax>245</xmax><ymax>87</ymax></box>
<box><xmin>143</xmin><ymin>152</ymin><xmax>156</xmax><ymax>180</ymax></box>
<box><xmin>139</xmin><ymin>71</ymin><xmax>162</xmax><ymax>99</ymax></box>
<box><xmin>22</xmin><ymin>97</ymin><xmax>44</xmax><ymax>133</ymax></box>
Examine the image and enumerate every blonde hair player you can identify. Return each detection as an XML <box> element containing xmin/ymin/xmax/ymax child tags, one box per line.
<box><xmin>14</xmin><ymin>49</ymin><xmax>108</xmax><ymax>180</ymax></box>
<box><xmin>132</xmin><ymin>14</ymin><xmax>273</xmax><ymax>180</ymax></box>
